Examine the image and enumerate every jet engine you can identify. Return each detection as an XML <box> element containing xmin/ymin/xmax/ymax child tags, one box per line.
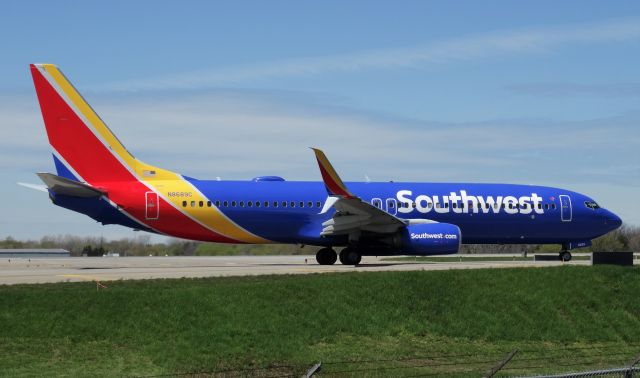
<box><xmin>400</xmin><ymin>223</ymin><xmax>461</xmax><ymax>255</ymax></box>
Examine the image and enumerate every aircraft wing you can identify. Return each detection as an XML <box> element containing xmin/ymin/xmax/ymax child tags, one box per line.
<box><xmin>36</xmin><ymin>172</ymin><xmax>105</xmax><ymax>198</ymax></box>
<box><xmin>311</xmin><ymin>148</ymin><xmax>407</xmax><ymax>236</ymax></box>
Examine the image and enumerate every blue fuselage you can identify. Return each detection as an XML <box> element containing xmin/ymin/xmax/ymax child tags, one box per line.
<box><xmin>181</xmin><ymin>179</ymin><xmax>621</xmax><ymax>246</ymax></box>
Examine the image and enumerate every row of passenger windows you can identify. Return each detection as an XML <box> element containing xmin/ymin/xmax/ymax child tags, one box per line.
<box><xmin>182</xmin><ymin>200</ymin><xmax>322</xmax><ymax>209</ymax></box>
<box><xmin>395</xmin><ymin>202</ymin><xmax>557</xmax><ymax>210</ymax></box>
<box><xmin>181</xmin><ymin>198</ymin><xmax>559</xmax><ymax>211</ymax></box>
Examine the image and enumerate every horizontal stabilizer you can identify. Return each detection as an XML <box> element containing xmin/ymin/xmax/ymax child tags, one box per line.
<box><xmin>37</xmin><ymin>173</ymin><xmax>105</xmax><ymax>198</ymax></box>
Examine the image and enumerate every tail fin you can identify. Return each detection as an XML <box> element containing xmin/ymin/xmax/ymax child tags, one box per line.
<box><xmin>30</xmin><ymin>64</ymin><xmax>272</xmax><ymax>244</ymax></box>
<box><xmin>30</xmin><ymin>64</ymin><xmax>166</xmax><ymax>184</ymax></box>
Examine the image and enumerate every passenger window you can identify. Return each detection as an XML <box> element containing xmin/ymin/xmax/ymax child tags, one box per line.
<box><xmin>316</xmin><ymin>201</ymin><xmax>321</xmax><ymax>208</ymax></box>
<box><xmin>264</xmin><ymin>201</ymin><xmax>269</xmax><ymax>208</ymax></box>
<box><xmin>223</xmin><ymin>201</ymin><xmax>228</xmax><ymax>207</ymax></box>
<box><xmin>453</xmin><ymin>203</ymin><xmax>457</xmax><ymax>209</ymax></box>
<box><xmin>231</xmin><ymin>201</ymin><xmax>237</xmax><ymax>207</ymax></box>
<box><xmin>199</xmin><ymin>201</ymin><xmax>204</xmax><ymax>207</ymax></box>
<box><xmin>291</xmin><ymin>201</ymin><xmax>296</xmax><ymax>208</ymax></box>
<box><xmin>248</xmin><ymin>201</ymin><xmax>253</xmax><ymax>207</ymax></box>
<box><xmin>207</xmin><ymin>201</ymin><xmax>211</xmax><ymax>207</ymax></box>
<box><xmin>307</xmin><ymin>201</ymin><xmax>313</xmax><ymax>208</ymax></box>
<box><xmin>215</xmin><ymin>200</ymin><xmax>220</xmax><ymax>207</ymax></box>
<box><xmin>552</xmin><ymin>204</ymin><xmax>556</xmax><ymax>210</ymax></box>
<box><xmin>190</xmin><ymin>201</ymin><xmax>196</xmax><ymax>207</ymax></box>
<box><xmin>299</xmin><ymin>201</ymin><xmax>304</xmax><ymax>208</ymax></box>
<box><xmin>412</xmin><ymin>202</ymin><xmax>417</xmax><ymax>208</ymax></box>
<box><xmin>182</xmin><ymin>200</ymin><xmax>187</xmax><ymax>207</ymax></box>
<box><xmin>273</xmin><ymin>201</ymin><xmax>279</xmax><ymax>208</ymax></box>
<box><xmin>282</xmin><ymin>201</ymin><xmax>287</xmax><ymax>208</ymax></box>
<box><xmin>255</xmin><ymin>201</ymin><xmax>260</xmax><ymax>208</ymax></box>
<box><xmin>240</xmin><ymin>201</ymin><xmax>245</xmax><ymax>207</ymax></box>
<box><xmin>389</xmin><ymin>202</ymin><xmax>394</xmax><ymax>208</ymax></box>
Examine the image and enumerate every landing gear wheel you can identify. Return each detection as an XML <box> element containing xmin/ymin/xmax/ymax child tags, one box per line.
<box><xmin>339</xmin><ymin>247</ymin><xmax>362</xmax><ymax>265</ymax></box>
<box><xmin>560</xmin><ymin>251</ymin><xmax>572</xmax><ymax>262</ymax></box>
<box><xmin>316</xmin><ymin>248</ymin><xmax>337</xmax><ymax>265</ymax></box>
<box><xmin>338</xmin><ymin>249</ymin><xmax>347</xmax><ymax>265</ymax></box>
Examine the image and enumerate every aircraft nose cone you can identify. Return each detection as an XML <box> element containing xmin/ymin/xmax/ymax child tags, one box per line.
<box><xmin>603</xmin><ymin>210</ymin><xmax>622</xmax><ymax>231</ymax></box>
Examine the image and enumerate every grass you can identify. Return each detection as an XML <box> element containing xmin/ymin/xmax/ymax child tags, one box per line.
<box><xmin>0</xmin><ymin>266</ymin><xmax>639</xmax><ymax>377</ymax></box>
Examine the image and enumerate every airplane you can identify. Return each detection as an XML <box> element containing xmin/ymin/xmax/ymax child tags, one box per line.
<box><xmin>24</xmin><ymin>63</ymin><xmax>622</xmax><ymax>264</ymax></box>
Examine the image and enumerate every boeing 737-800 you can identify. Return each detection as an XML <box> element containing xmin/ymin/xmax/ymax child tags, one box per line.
<box><xmin>25</xmin><ymin>64</ymin><xmax>622</xmax><ymax>264</ymax></box>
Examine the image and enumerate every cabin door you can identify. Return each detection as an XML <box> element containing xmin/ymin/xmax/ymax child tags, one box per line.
<box><xmin>559</xmin><ymin>195</ymin><xmax>572</xmax><ymax>222</ymax></box>
<box><xmin>145</xmin><ymin>191</ymin><xmax>159</xmax><ymax>220</ymax></box>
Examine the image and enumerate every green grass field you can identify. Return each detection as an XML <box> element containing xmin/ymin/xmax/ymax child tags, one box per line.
<box><xmin>1</xmin><ymin>266</ymin><xmax>639</xmax><ymax>377</ymax></box>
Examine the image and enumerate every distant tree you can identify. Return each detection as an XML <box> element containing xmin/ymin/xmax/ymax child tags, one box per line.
<box><xmin>82</xmin><ymin>245</ymin><xmax>105</xmax><ymax>257</ymax></box>
<box><xmin>0</xmin><ymin>236</ymin><xmax>24</xmax><ymax>249</ymax></box>
<box><xmin>590</xmin><ymin>229</ymin><xmax>628</xmax><ymax>252</ymax></box>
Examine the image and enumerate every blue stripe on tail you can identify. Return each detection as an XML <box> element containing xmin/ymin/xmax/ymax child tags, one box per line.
<box><xmin>52</xmin><ymin>154</ymin><xmax>79</xmax><ymax>181</ymax></box>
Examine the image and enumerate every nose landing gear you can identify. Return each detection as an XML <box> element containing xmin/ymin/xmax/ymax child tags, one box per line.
<box><xmin>559</xmin><ymin>250</ymin><xmax>572</xmax><ymax>262</ymax></box>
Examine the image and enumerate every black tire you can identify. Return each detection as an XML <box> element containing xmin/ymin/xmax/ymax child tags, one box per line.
<box><xmin>339</xmin><ymin>249</ymin><xmax>348</xmax><ymax>265</ymax></box>
<box><xmin>560</xmin><ymin>251</ymin><xmax>572</xmax><ymax>262</ymax></box>
<box><xmin>340</xmin><ymin>247</ymin><xmax>361</xmax><ymax>265</ymax></box>
<box><xmin>316</xmin><ymin>248</ymin><xmax>337</xmax><ymax>265</ymax></box>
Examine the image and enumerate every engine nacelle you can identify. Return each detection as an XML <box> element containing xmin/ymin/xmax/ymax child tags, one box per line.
<box><xmin>400</xmin><ymin>223</ymin><xmax>461</xmax><ymax>255</ymax></box>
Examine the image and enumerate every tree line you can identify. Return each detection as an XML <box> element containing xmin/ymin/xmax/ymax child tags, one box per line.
<box><xmin>1</xmin><ymin>225</ymin><xmax>638</xmax><ymax>257</ymax></box>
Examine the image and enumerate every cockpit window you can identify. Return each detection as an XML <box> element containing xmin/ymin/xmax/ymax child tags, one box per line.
<box><xmin>584</xmin><ymin>201</ymin><xmax>600</xmax><ymax>210</ymax></box>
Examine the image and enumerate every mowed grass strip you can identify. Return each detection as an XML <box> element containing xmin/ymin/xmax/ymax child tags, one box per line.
<box><xmin>0</xmin><ymin>266</ymin><xmax>639</xmax><ymax>377</ymax></box>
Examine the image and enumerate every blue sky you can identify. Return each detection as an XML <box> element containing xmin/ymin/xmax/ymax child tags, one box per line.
<box><xmin>1</xmin><ymin>1</ymin><xmax>639</xmax><ymax>241</ymax></box>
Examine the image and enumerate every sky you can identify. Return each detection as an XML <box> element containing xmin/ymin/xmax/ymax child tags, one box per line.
<box><xmin>1</xmin><ymin>1</ymin><xmax>639</xmax><ymax>242</ymax></box>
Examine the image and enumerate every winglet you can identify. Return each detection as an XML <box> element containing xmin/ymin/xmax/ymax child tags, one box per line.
<box><xmin>311</xmin><ymin>148</ymin><xmax>354</xmax><ymax>198</ymax></box>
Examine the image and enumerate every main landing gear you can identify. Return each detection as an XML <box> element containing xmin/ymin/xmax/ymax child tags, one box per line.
<box><xmin>315</xmin><ymin>247</ymin><xmax>362</xmax><ymax>265</ymax></box>
<box><xmin>316</xmin><ymin>247</ymin><xmax>337</xmax><ymax>265</ymax></box>
<box><xmin>339</xmin><ymin>247</ymin><xmax>362</xmax><ymax>265</ymax></box>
